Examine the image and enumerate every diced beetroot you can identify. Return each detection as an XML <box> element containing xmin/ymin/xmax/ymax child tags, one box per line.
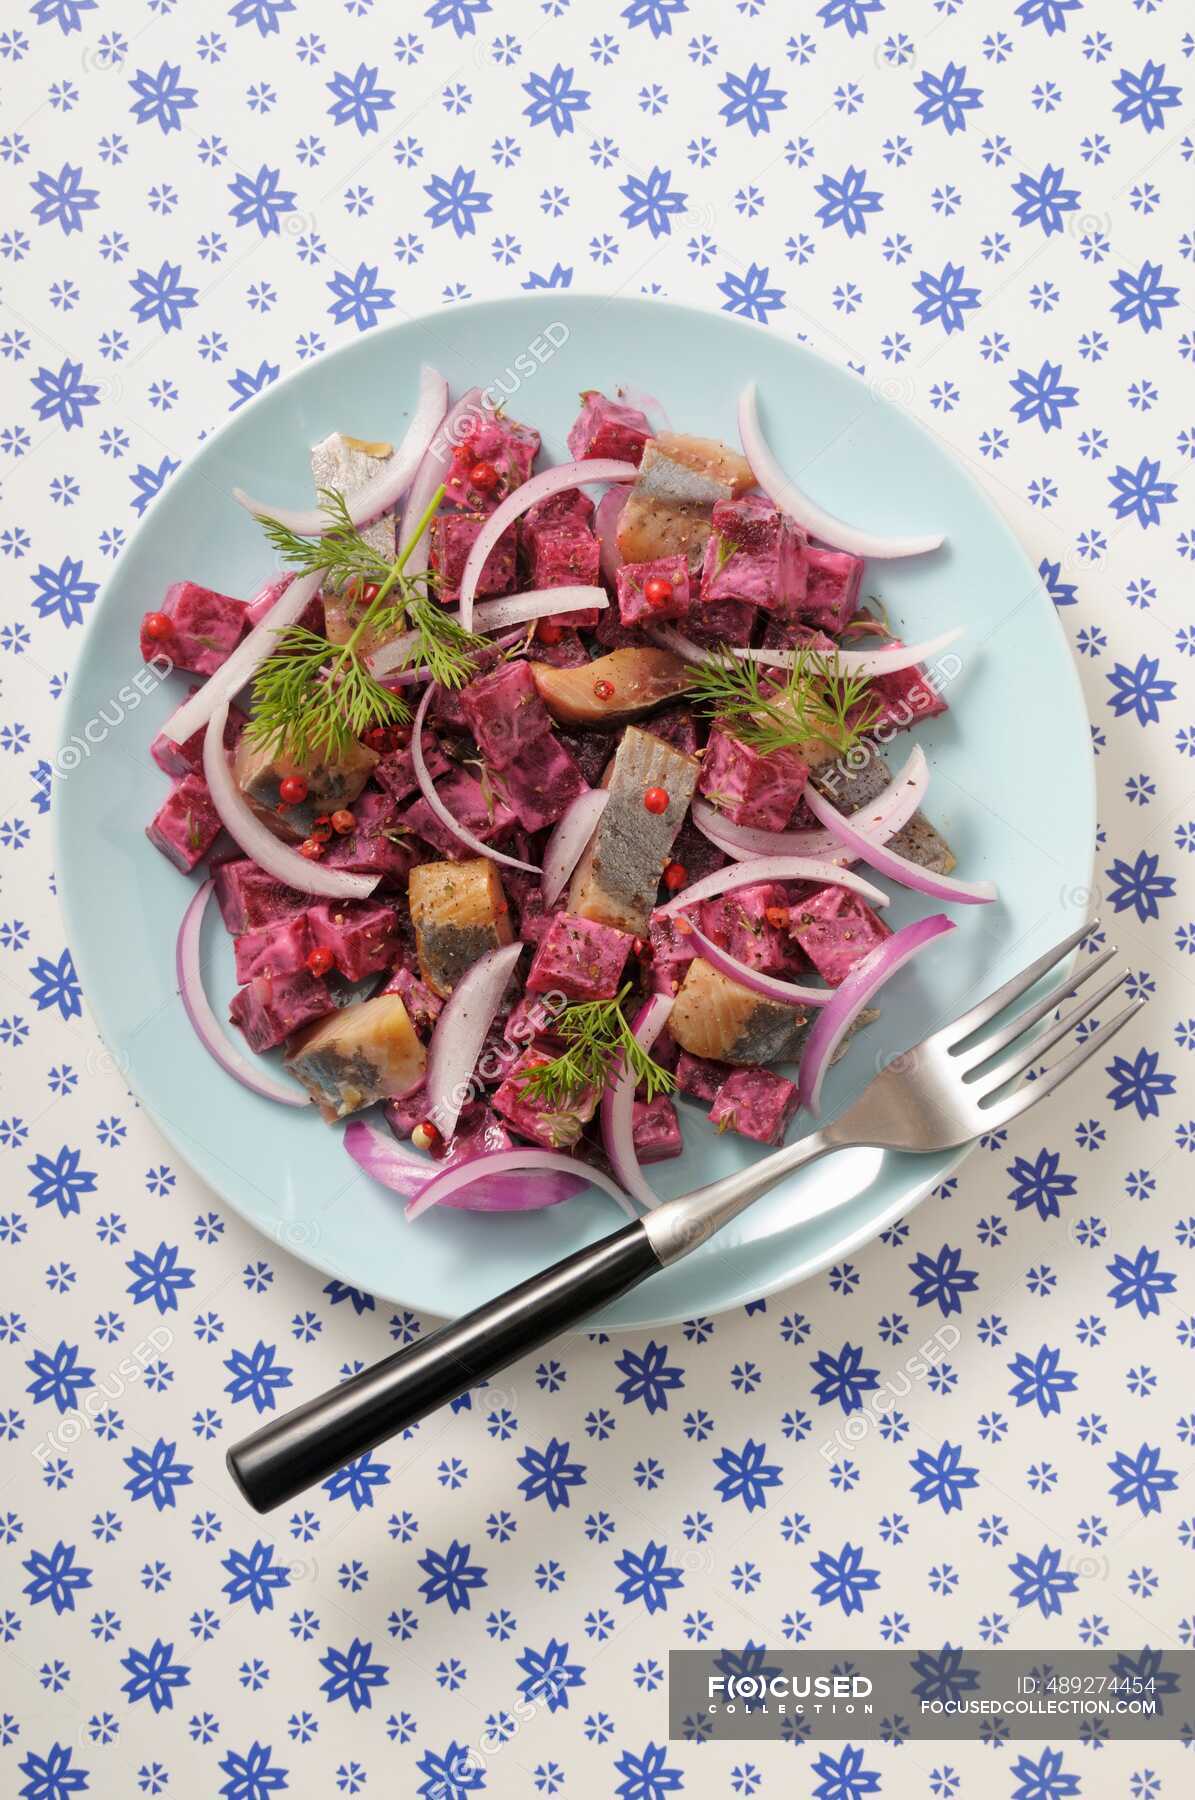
<box><xmin>400</xmin><ymin>768</ymin><xmax>517</xmax><ymax>860</ymax></box>
<box><xmin>645</xmin><ymin>705</ymin><xmax>700</xmax><ymax>758</ymax></box>
<box><xmin>503</xmin><ymin>870</ymin><xmax>565</xmax><ymax>947</ymax></box>
<box><xmin>141</xmin><ymin>581</ymin><xmax>248</xmax><ymax>676</ymax></box>
<box><xmin>495</xmin><ymin>732</ymin><xmax>589</xmax><ymax>833</ymax></box>
<box><xmin>684</xmin><ymin>598</ymin><xmax>758</xmax><ymax>648</ymax></box>
<box><xmin>700</xmin><ymin>493</ymin><xmax>807</xmax><ymax>617</ymax></box>
<box><xmin>529</xmin><ymin>628</ymin><xmax>591</xmax><ymax>669</ymax></box>
<box><xmin>380</xmin><ymin>960</ymin><xmax>444</xmax><ymax>1036</ymax></box>
<box><xmin>788</xmin><ymin>886</ymin><xmax>891</xmax><ymax>985</ymax></box>
<box><xmin>384</xmin><ymin>1081</ymin><xmax>428</xmax><ymax>1139</ymax></box>
<box><xmin>460</xmin><ymin>660</ymin><xmax>552</xmax><ymax>771</ymax></box>
<box><xmin>228</xmin><ymin>968</ymin><xmax>336</xmax><ymax>1052</ymax></box>
<box><xmin>492</xmin><ymin>1046</ymin><xmax>597</xmax><ymax>1150</ymax></box>
<box><xmin>666</xmin><ymin>818</ymin><xmax>727</xmax><ymax>888</ymax></box>
<box><xmin>648</xmin><ymin>912</ymin><xmax>696</xmax><ymax>997</ymax></box>
<box><xmin>633</xmin><ymin>1094</ymin><xmax>683</xmax><ymax>1163</ymax></box>
<box><xmin>566</xmin><ymin>390</ymin><xmax>651</xmax><ymax>466</ymax></box>
<box><xmin>213</xmin><ymin>858</ymin><xmax>309</xmax><ymax>935</ymax></box>
<box><xmin>710</xmin><ymin>1068</ymin><xmax>800</xmax><ymax>1146</ymax></box>
<box><xmin>373</xmin><ymin>736</ymin><xmax>450</xmax><ymax>803</ymax></box>
<box><xmin>699</xmin><ymin>881</ymin><xmax>793</xmax><ymax>974</ymax></box>
<box><xmin>322</xmin><ymin>789</ymin><xmax>419</xmax><ymax>883</ymax></box>
<box><xmin>559</xmin><ymin>728</ymin><xmax>613</xmax><ymax>787</ymax></box>
<box><xmin>444</xmin><ymin>412</ymin><xmax>539</xmax><ymax>510</ymax></box>
<box><xmin>521</xmin><ymin>486</ymin><xmax>595</xmax><ymax>544</ymax></box>
<box><xmin>675</xmin><ymin>1050</ymin><xmax>730</xmax><ymax>1104</ymax></box>
<box><xmin>526</xmin><ymin>912</ymin><xmax>634</xmax><ymax>1001</ymax></box>
<box><xmin>151</xmin><ymin>697</ymin><xmax>246</xmax><ymax>779</ymax></box>
<box><xmin>698</xmin><ymin>726</ymin><xmax>809</xmax><ymax>830</ymax></box>
<box><xmin>307</xmin><ymin>900</ymin><xmax>399</xmax><ymax>982</ymax></box>
<box><xmin>146</xmin><ymin>773</ymin><xmax>221</xmax><ymax>873</ymax></box>
<box><xmin>616</xmin><ymin>552</ymin><xmax>691</xmax><ymax>626</ymax></box>
<box><xmin>592</xmin><ymin>608</ymin><xmax>652</xmax><ymax>651</ymax></box>
<box><xmin>234</xmin><ymin>913</ymin><xmax>313</xmax><ymax>984</ymax></box>
<box><xmin>866</xmin><ymin>652</ymin><xmax>950</xmax><ymax>732</ymax></box>
<box><xmin>759</xmin><ymin>618</ymin><xmax>837</xmax><ymax>656</ymax></box>
<box><xmin>531</xmin><ymin>521</ymin><xmax>602</xmax><ymax>627</ymax></box>
<box><xmin>800</xmin><ymin>547</ymin><xmax>863</xmax><ymax>634</ymax></box>
<box><xmin>430</xmin><ymin>512</ymin><xmax>517</xmax><ymax>604</ymax></box>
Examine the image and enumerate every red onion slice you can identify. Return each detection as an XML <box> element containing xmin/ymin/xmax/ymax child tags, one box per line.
<box><xmin>457</xmin><ymin>459</ymin><xmax>637</xmax><ymax>631</ymax></box>
<box><xmin>203</xmin><ymin>700</ymin><xmax>379</xmax><ymax>898</ymax></box>
<box><xmin>687</xmin><ymin>924</ymin><xmax>833</xmax><ymax>1009</ymax></box>
<box><xmin>404</xmin><ymin>1146</ymin><xmax>635</xmax><ymax>1223</ymax></box>
<box><xmin>798</xmin><ymin>914</ymin><xmax>956</xmax><ymax>1114</ymax></box>
<box><xmin>400</xmin><ymin>384</ymin><xmax>483</xmax><ymax>580</ymax></box>
<box><xmin>691</xmin><ymin>747</ymin><xmax>929</xmax><ymax>865</ymax></box>
<box><xmin>803</xmin><ymin>779</ymin><xmax>997</xmax><ymax>904</ymax></box>
<box><xmin>733</xmin><ymin>627</ymin><xmax>963</xmax><ymax>679</ymax></box>
<box><xmin>246</xmin><ymin>571</ymin><xmax>294</xmax><ymax>625</ymax></box>
<box><xmin>411</xmin><ymin>684</ymin><xmax>539</xmax><ymax>873</ymax></box>
<box><xmin>595</xmin><ymin>485</ymin><xmax>626</xmax><ymax>585</ymax></box>
<box><xmin>599</xmin><ymin>994</ymin><xmax>674</xmax><ymax>1211</ymax></box>
<box><xmin>655</xmin><ymin>853</ymin><xmax>889</xmax><ymax>920</ymax></box>
<box><xmin>232</xmin><ymin>364</ymin><xmax>448</xmax><ymax>536</ymax></box>
<box><xmin>176</xmin><ymin>881</ymin><xmax>307</xmax><ymax>1107</ymax></box>
<box><xmin>367</xmin><ymin>588</ymin><xmax>608</xmax><ymax>678</ymax></box>
<box><xmin>739</xmin><ymin>381</ymin><xmax>944</xmax><ymax>560</ymax></box>
<box><xmin>344</xmin><ymin>1118</ymin><xmax>590</xmax><ymax>1215</ymax></box>
<box><xmin>426</xmin><ymin>940</ymin><xmax>524</xmax><ymax>1142</ymax></box>
<box><xmin>541</xmin><ymin>790</ymin><xmax>610</xmax><ymax>906</ymax></box>
<box><xmin>162</xmin><ymin>571</ymin><xmax>323</xmax><ymax>746</ymax></box>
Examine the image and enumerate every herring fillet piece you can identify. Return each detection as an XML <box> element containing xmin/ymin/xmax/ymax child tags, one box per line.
<box><xmin>286</xmin><ymin>993</ymin><xmax>426</xmax><ymax>1121</ymax></box>
<box><xmin>808</xmin><ymin>747</ymin><xmax>957</xmax><ymax>876</ymax></box>
<box><xmin>409</xmin><ymin>857</ymin><xmax>515</xmax><ymax>998</ymax></box>
<box><xmin>529</xmin><ymin>647</ymin><xmax>691</xmax><ymax>727</ymax></box>
<box><xmin>310</xmin><ymin>431</ymin><xmax>398</xmax><ymax>564</ymax></box>
<box><xmin>669</xmin><ymin>957</ymin><xmax>808</xmax><ymax>1067</ymax></box>
<box><xmin>567</xmin><ymin>725</ymin><xmax>699</xmax><ymax>935</ymax></box>
<box><xmin>616</xmin><ymin>432</ymin><xmax>756</xmax><ymax>567</ymax></box>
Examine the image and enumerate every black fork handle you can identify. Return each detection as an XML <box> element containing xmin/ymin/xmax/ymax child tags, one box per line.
<box><xmin>226</xmin><ymin>1220</ymin><xmax>662</xmax><ymax>1512</ymax></box>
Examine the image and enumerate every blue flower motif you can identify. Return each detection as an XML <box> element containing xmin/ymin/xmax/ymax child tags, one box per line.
<box><xmin>912</xmin><ymin>262</ymin><xmax>981</xmax><ymax>333</ymax></box>
<box><xmin>125</xmin><ymin>1242</ymin><xmax>196</xmax><ymax>1313</ymax></box>
<box><xmin>909</xmin><ymin>1441</ymin><xmax>980</xmax><ymax>1512</ymax></box>
<box><xmin>22</xmin><ymin>1540</ymin><xmax>93</xmax><ymax>1614</ymax></box>
<box><xmin>221</xmin><ymin>1541</ymin><xmax>292</xmax><ymax>1614</ymax></box>
<box><xmin>1109</xmin><ymin>261</ymin><xmax>1179</xmax><ymax>333</ymax></box>
<box><xmin>818</xmin><ymin>0</ymin><xmax>883</xmax><ymax>36</ymax></box>
<box><xmin>1008</xmin><ymin>1543</ymin><xmax>1078</xmax><ymax>1617</ymax></box>
<box><xmin>713</xmin><ymin>1438</ymin><xmax>783</xmax><ymax>1510</ymax></box>
<box><xmin>1107</xmin><ymin>1443</ymin><xmax>1178</xmax><ymax>1517</ymax></box>
<box><xmin>1014</xmin><ymin>0</ymin><xmax>1081</xmax><ymax>32</ymax></box>
<box><xmin>1008</xmin><ymin>1345</ymin><xmax>1078</xmax><ymax>1416</ymax></box>
<box><xmin>1105</xmin><ymin>655</ymin><xmax>1175</xmax><ymax>726</ymax></box>
<box><xmin>224</xmin><ymin>1341</ymin><xmax>294</xmax><ymax>1413</ymax></box>
<box><xmin>1010</xmin><ymin>1748</ymin><xmax>1079</xmax><ymax>1800</ymax></box>
<box><xmin>16</xmin><ymin>1744</ymin><xmax>90</xmax><ymax>1800</ymax></box>
<box><xmin>908</xmin><ymin>1243</ymin><xmax>979</xmax><ymax>1315</ymax></box>
<box><xmin>423</xmin><ymin>167</ymin><xmax>493</xmax><ymax>238</ymax></box>
<box><xmin>718</xmin><ymin>64</ymin><xmax>788</xmax><ymax>136</ymax></box>
<box><xmin>1009</xmin><ymin>360</ymin><xmax>1078</xmax><ymax>431</ymax></box>
<box><xmin>124</xmin><ymin>1438</ymin><xmax>193</xmax><ymax>1509</ymax></box>
<box><xmin>1011</xmin><ymin>163</ymin><xmax>1080</xmax><ymax>235</ymax></box>
<box><xmin>27</xmin><ymin>1145</ymin><xmax>96</xmax><ymax>1217</ymax></box>
<box><xmin>522</xmin><ymin>64</ymin><xmax>590</xmax><ymax>135</ymax></box>
<box><xmin>29</xmin><ymin>947</ymin><xmax>81</xmax><ymax>1018</ymax></box>
<box><xmin>120</xmin><ymin>1638</ymin><xmax>191</xmax><ymax>1711</ymax></box>
<box><xmin>129</xmin><ymin>261</ymin><xmax>198</xmax><ymax>332</ymax></box>
<box><xmin>621</xmin><ymin>0</ymin><xmax>688</xmax><ymax>35</ymax></box>
<box><xmin>1105</xmin><ymin>1046</ymin><xmax>1174</xmax><ymax>1119</ymax></box>
<box><xmin>810</xmin><ymin>1745</ymin><xmax>881</xmax><ymax>1799</ymax></box>
<box><xmin>31</xmin><ymin>358</ymin><xmax>98</xmax><ymax>429</ymax></box>
<box><xmin>1112</xmin><ymin>61</ymin><xmax>1181</xmax><ymax>132</ymax></box>
<box><xmin>228</xmin><ymin>166</ymin><xmax>297</xmax><ymax>237</ymax></box>
<box><xmin>515</xmin><ymin>1638</ymin><xmax>585</xmax><ymax>1711</ymax></box>
<box><xmin>718</xmin><ymin>262</ymin><xmax>785</xmax><ymax>321</ymax></box>
<box><xmin>814</xmin><ymin>165</ymin><xmax>883</xmax><ymax>237</ymax></box>
<box><xmin>228</xmin><ymin>362</ymin><xmax>280</xmax><ymax>409</ymax></box>
<box><xmin>228</xmin><ymin>0</ymin><xmax>296</xmax><ymax>35</ymax></box>
<box><xmin>613</xmin><ymin>1743</ymin><xmax>684</xmax><ymax>1799</ymax></box>
<box><xmin>1105</xmin><ymin>850</ymin><xmax>1175</xmax><ymax>921</ymax></box>
<box><xmin>615</xmin><ymin>1340</ymin><xmax>684</xmax><ymax>1412</ymax></box>
<box><xmin>1106</xmin><ymin>1245</ymin><xmax>1177</xmax><ymax>1318</ymax></box>
<box><xmin>415</xmin><ymin>1744</ymin><xmax>484</xmax><ymax>1799</ymax></box>
<box><xmin>619</xmin><ymin>166</ymin><xmax>688</xmax><ymax>237</ymax></box>
<box><xmin>522</xmin><ymin>263</ymin><xmax>573</xmax><ymax>290</ymax></box>
<box><xmin>810</xmin><ymin>1341</ymin><xmax>880</xmax><ymax>1414</ymax></box>
<box><xmin>1007</xmin><ymin>1149</ymin><xmax>1076</xmax><ymax>1221</ymax></box>
<box><xmin>130</xmin><ymin>455</ymin><xmax>179</xmax><ymax>515</ymax></box>
<box><xmin>326</xmin><ymin>64</ymin><xmax>394</xmax><ymax>135</ymax></box>
<box><xmin>810</xmin><ymin>1541</ymin><xmax>880</xmax><ymax>1614</ymax></box>
<box><xmin>517</xmin><ymin>1437</ymin><xmax>586</xmax><ymax>1509</ymax></box>
<box><xmin>417</xmin><ymin>1539</ymin><xmax>488</xmax><ymax>1612</ymax></box>
<box><xmin>128</xmin><ymin>62</ymin><xmax>198</xmax><ymax>134</ymax></box>
<box><xmin>1107</xmin><ymin>456</ymin><xmax>1177</xmax><ymax>529</ymax></box>
<box><xmin>218</xmin><ymin>1742</ymin><xmax>289</xmax><ymax>1800</ymax></box>
<box><xmin>319</xmin><ymin>1638</ymin><xmax>388</xmax><ymax>1711</ymax></box>
<box><xmin>614</xmin><ymin>1540</ymin><xmax>684</xmax><ymax>1613</ymax></box>
<box><xmin>322</xmin><ymin>1451</ymin><xmax>390</xmax><ymax>1509</ymax></box>
<box><xmin>31</xmin><ymin>0</ymin><xmax>97</xmax><ymax>32</ymax></box>
<box><xmin>30</xmin><ymin>163</ymin><xmax>98</xmax><ymax>234</ymax></box>
<box><xmin>913</xmin><ymin>63</ymin><xmax>983</xmax><ymax>133</ymax></box>
<box><xmin>425</xmin><ymin>0</ymin><xmax>491</xmax><ymax>36</ymax></box>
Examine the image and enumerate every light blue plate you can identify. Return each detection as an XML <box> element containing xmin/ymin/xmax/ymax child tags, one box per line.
<box><xmin>55</xmin><ymin>295</ymin><xmax>1094</xmax><ymax>1328</ymax></box>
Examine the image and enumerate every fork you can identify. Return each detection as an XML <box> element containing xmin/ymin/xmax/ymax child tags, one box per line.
<box><xmin>228</xmin><ymin>919</ymin><xmax>1140</xmax><ymax>1512</ymax></box>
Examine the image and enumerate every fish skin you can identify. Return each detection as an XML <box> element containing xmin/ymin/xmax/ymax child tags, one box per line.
<box><xmin>617</xmin><ymin>432</ymin><xmax>756</xmax><ymax>567</ymax></box>
<box><xmin>529</xmin><ymin>648</ymin><xmax>692</xmax><ymax>728</ymax></box>
<box><xmin>286</xmin><ymin>993</ymin><xmax>426</xmax><ymax>1121</ymax></box>
<box><xmin>408</xmin><ymin>857</ymin><xmax>514</xmax><ymax>997</ymax></box>
<box><xmin>669</xmin><ymin>957</ymin><xmax>808</xmax><ymax>1067</ymax></box>
<box><xmin>567</xmin><ymin>725</ymin><xmax>699</xmax><ymax>935</ymax></box>
<box><xmin>310</xmin><ymin>431</ymin><xmax>398</xmax><ymax>563</ymax></box>
<box><xmin>232</xmin><ymin>734</ymin><xmax>378</xmax><ymax>842</ymax></box>
<box><xmin>808</xmin><ymin>748</ymin><xmax>957</xmax><ymax>875</ymax></box>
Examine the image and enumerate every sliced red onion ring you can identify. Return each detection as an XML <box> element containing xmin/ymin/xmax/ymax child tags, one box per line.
<box><xmin>203</xmin><ymin>700</ymin><xmax>379</xmax><ymax>898</ymax></box>
<box><xmin>732</xmin><ymin>627</ymin><xmax>963</xmax><ymax>679</ymax></box>
<box><xmin>400</xmin><ymin>384</ymin><xmax>483</xmax><ymax>580</ymax></box>
<box><xmin>687</xmin><ymin>924</ymin><xmax>832</xmax><ymax>1009</ymax></box>
<box><xmin>412</xmin><ymin>684</ymin><xmax>539</xmax><ymax>873</ymax></box>
<box><xmin>691</xmin><ymin>748</ymin><xmax>929</xmax><ymax>865</ymax></box>
<box><xmin>163</xmin><ymin>570</ymin><xmax>323</xmax><ymax>746</ymax></box>
<box><xmin>368</xmin><ymin>588</ymin><xmax>608</xmax><ymax>678</ymax></box>
<box><xmin>344</xmin><ymin>1118</ymin><xmax>590</xmax><ymax>1215</ymax></box>
<box><xmin>739</xmin><ymin>381</ymin><xmax>944</xmax><ymax>560</ymax></box>
<box><xmin>457</xmin><ymin>459</ymin><xmax>637</xmax><ymax>631</ymax></box>
<box><xmin>541</xmin><ymin>790</ymin><xmax>610</xmax><ymax>906</ymax></box>
<box><xmin>232</xmin><ymin>364</ymin><xmax>448</xmax><ymax>537</ymax></box>
<box><xmin>655</xmin><ymin>854</ymin><xmax>889</xmax><ymax>920</ymax></box>
<box><xmin>426</xmin><ymin>941</ymin><xmax>524</xmax><ymax>1142</ymax></box>
<box><xmin>404</xmin><ymin>1146</ymin><xmax>635</xmax><ymax>1223</ymax></box>
<box><xmin>246</xmin><ymin>571</ymin><xmax>294</xmax><ymax>626</ymax></box>
<box><xmin>599</xmin><ymin>994</ymin><xmax>673</xmax><ymax>1211</ymax></box>
<box><xmin>176</xmin><ymin>881</ymin><xmax>307</xmax><ymax>1107</ymax></box>
<box><xmin>594</xmin><ymin>486</ymin><xmax>625</xmax><ymax>585</ymax></box>
<box><xmin>798</xmin><ymin>914</ymin><xmax>956</xmax><ymax>1114</ymax></box>
<box><xmin>803</xmin><ymin>779</ymin><xmax>997</xmax><ymax>904</ymax></box>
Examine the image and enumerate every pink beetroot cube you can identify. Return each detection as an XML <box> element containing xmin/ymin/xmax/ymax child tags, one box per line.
<box><xmin>648</xmin><ymin>912</ymin><xmax>696</xmax><ymax>997</ymax></box>
<box><xmin>443</xmin><ymin>412</ymin><xmax>539</xmax><ymax>510</ymax></box>
<box><xmin>684</xmin><ymin>598</ymin><xmax>757</xmax><ymax>648</ymax></box>
<box><xmin>528</xmin><ymin>628</ymin><xmax>591</xmax><ymax>670</ymax></box>
<box><xmin>384</xmin><ymin>1081</ymin><xmax>429</xmax><ymax>1139</ymax></box>
<box><xmin>379</xmin><ymin>960</ymin><xmax>443</xmax><ymax>1036</ymax></box>
<box><xmin>698</xmin><ymin>726</ymin><xmax>809</xmax><ymax>830</ymax></box>
<box><xmin>566</xmin><ymin>390</ymin><xmax>651</xmax><ymax>466</ymax></box>
<box><xmin>526</xmin><ymin>912</ymin><xmax>634</xmax><ymax>1001</ymax></box>
<box><xmin>373</xmin><ymin>735</ymin><xmax>450</xmax><ymax>803</ymax></box>
<box><xmin>141</xmin><ymin>581</ymin><xmax>248</xmax><ymax>676</ymax></box>
<box><xmin>213</xmin><ymin>858</ymin><xmax>308</xmax><ymax>934</ymax></box>
<box><xmin>323</xmin><ymin>790</ymin><xmax>418</xmax><ymax>883</ymax></box>
<box><xmin>502</xmin><ymin>870</ymin><xmax>565</xmax><ymax>947</ymax></box>
<box><xmin>229</xmin><ymin>968</ymin><xmax>335</xmax><ymax>1053</ymax></box>
<box><xmin>146</xmin><ymin>773</ymin><xmax>221</xmax><ymax>873</ymax></box>
<box><xmin>699</xmin><ymin>881</ymin><xmax>792</xmax><ymax>974</ymax></box>
<box><xmin>399</xmin><ymin>768</ymin><xmax>517</xmax><ymax>860</ymax></box>
<box><xmin>521</xmin><ymin>486</ymin><xmax>595</xmax><ymax>546</ymax></box>
<box><xmin>616</xmin><ymin>552</ymin><xmax>690</xmax><ymax>626</ymax></box>
<box><xmin>867</xmin><ymin>652</ymin><xmax>950</xmax><ymax>732</ymax></box>
<box><xmin>700</xmin><ymin>493</ymin><xmax>807</xmax><ymax>617</ymax></box>
<box><xmin>496</xmin><ymin>733</ymin><xmax>589</xmax><ymax>832</ymax></box>
<box><xmin>710</xmin><ymin>1068</ymin><xmax>800</xmax><ymax>1145</ymax></box>
<box><xmin>307</xmin><ymin>900</ymin><xmax>398</xmax><ymax>981</ymax></box>
<box><xmin>675</xmin><ymin>1050</ymin><xmax>729</xmax><ymax>1104</ymax></box>
<box><xmin>460</xmin><ymin>660</ymin><xmax>552</xmax><ymax>770</ymax></box>
<box><xmin>531</xmin><ymin>521</ymin><xmax>602</xmax><ymax>626</ymax></box>
<box><xmin>151</xmin><ymin>696</ymin><xmax>245</xmax><ymax>779</ymax></box>
<box><xmin>788</xmin><ymin>886</ymin><xmax>891</xmax><ymax>985</ymax></box>
<box><xmin>429</xmin><ymin>512</ymin><xmax>517</xmax><ymax>604</ymax></box>
<box><xmin>234</xmin><ymin>913</ymin><xmax>313</xmax><ymax>984</ymax></box>
<box><xmin>633</xmin><ymin>1094</ymin><xmax>683</xmax><ymax>1163</ymax></box>
<box><xmin>800</xmin><ymin>547</ymin><xmax>863</xmax><ymax>634</ymax></box>
<box><xmin>645</xmin><ymin>706</ymin><xmax>700</xmax><ymax>758</ymax></box>
<box><xmin>492</xmin><ymin>1047</ymin><xmax>596</xmax><ymax>1150</ymax></box>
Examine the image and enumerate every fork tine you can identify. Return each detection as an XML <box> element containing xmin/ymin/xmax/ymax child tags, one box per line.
<box><xmin>976</xmin><ymin>994</ymin><xmax>1146</xmax><ymax>1132</ymax></box>
<box><xmin>937</xmin><ymin>918</ymin><xmax>1094</xmax><ymax>1052</ymax></box>
<box><xmin>952</xmin><ymin>942</ymin><xmax>1120</xmax><ymax>1071</ymax></box>
<box><xmin>968</xmin><ymin>966</ymin><xmax>1130</xmax><ymax>1094</ymax></box>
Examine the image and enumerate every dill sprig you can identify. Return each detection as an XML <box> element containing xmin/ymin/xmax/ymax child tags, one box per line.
<box><xmin>247</xmin><ymin>483</ymin><xmax>484</xmax><ymax>761</ymax></box>
<box><xmin>516</xmin><ymin>983</ymin><xmax>676</xmax><ymax>1110</ymax></box>
<box><xmin>688</xmin><ymin>643</ymin><xmax>883</xmax><ymax>759</ymax></box>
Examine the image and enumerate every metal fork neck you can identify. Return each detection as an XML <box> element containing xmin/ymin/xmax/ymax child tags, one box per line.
<box><xmin>642</xmin><ymin>1121</ymin><xmax>846</xmax><ymax>1267</ymax></box>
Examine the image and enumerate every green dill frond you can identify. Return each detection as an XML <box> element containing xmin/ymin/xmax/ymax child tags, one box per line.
<box><xmin>688</xmin><ymin>644</ymin><xmax>883</xmax><ymax>759</ymax></box>
<box><xmin>515</xmin><ymin>985</ymin><xmax>675</xmax><ymax>1109</ymax></box>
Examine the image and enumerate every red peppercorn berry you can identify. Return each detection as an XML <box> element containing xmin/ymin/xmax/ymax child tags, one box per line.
<box><xmin>644</xmin><ymin>576</ymin><xmax>674</xmax><ymax>608</ymax></box>
<box><xmin>330</xmin><ymin>809</ymin><xmax>355</xmax><ymax>834</ymax></box>
<box><xmin>593</xmin><ymin>678</ymin><xmax>615</xmax><ymax>701</ymax></box>
<box><xmin>299</xmin><ymin>837</ymin><xmax>324</xmax><ymax>860</ymax></box>
<box><xmin>765</xmin><ymin>906</ymin><xmax>790</xmax><ymax>930</ymax></box>
<box><xmin>310</xmin><ymin>816</ymin><xmax>333</xmax><ymax>844</ymax></box>
<box><xmin>306</xmin><ymin>946</ymin><xmax>334</xmax><ymax>977</ymax></box>
<box><xmin>663</xmin><ymin>862</ymin><xmax>687</xmax><ymax>891</ymax></box>
<box><xmin>469</xmin><ymin>460</ymin><xmax>499</xmax><ymax>493</ymax></box>
<box><xmin>278</xmin><ymin>775</ymin><xmax>308</xmax><ymax>806</ymax></box>
<box><xmin>643</xmin><ymin>786</ymin><xmax>669</xmax><ymax>815</ymax></box>
<box><xmin>142</xmin><ymin>611</ymin><xmax>173</xmax><ymax>641</ymax></box>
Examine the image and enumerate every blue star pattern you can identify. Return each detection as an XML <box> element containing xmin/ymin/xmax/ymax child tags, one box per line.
<box><xmin>0</xmin><ymin>4</ymin><xmax>1192</xmax><ymax>1795</ymax></box>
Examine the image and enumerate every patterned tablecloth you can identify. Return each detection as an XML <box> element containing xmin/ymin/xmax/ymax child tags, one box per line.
<box><xmin>1</xmin><ymin>3</ymin><xmax>1192</xmax><ymax>1797</ymax></box>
